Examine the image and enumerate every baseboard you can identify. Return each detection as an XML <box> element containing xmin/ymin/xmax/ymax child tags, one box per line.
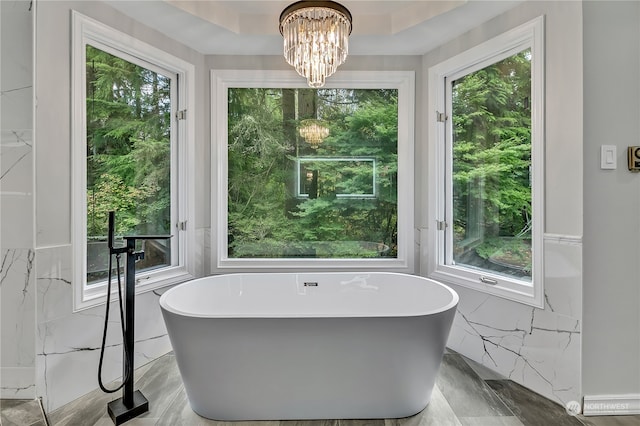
<box><xmin>582</xmin><ymin>394</ymin><xmax>640</xmax><ymax>416</ymax></box>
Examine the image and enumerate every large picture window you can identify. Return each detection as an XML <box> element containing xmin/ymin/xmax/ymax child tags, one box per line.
<box><xmin>426</xmin><ymin>17</ymin><xmax>544</xmax><ymax>306</ymax></box>
<box><xmin>212</xmin><ymin>71</ymin><xmax>414</xmax><ymax>270</ymax></box>
<box><xmin>72</xmin><ymin>12</ymin><xmax>195</xmax><ymax>310</ymax></box>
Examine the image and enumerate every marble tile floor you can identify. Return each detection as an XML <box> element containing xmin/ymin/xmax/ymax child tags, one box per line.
<box><xmin>2</xmin><ymin>351</ymin><xmax>639</xmax><ymax>426</ymax></box>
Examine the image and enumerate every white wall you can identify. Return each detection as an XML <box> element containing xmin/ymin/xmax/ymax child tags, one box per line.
<box><xmin>0</xmin><ymin>0</ymin><xmax>35</xmax><ymax>399</ymax></box>
<box><xmin>582</xmin><ymin>1</ymin><xmax>640</xmax><ymax>399</ymax></box>
<box><xmin>421</xmin><ymin>1</ymin><xmax>584</xmax><ymax>406</ymax></box>
<box><xmin>34</xmin><ymin>1</ymin><xmax>206</xmax><ymax>412</ymax></box>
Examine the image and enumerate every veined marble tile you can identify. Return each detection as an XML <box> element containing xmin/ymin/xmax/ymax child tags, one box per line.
<box><xmin>36</xmin><ymin>275</ymin><xmax>173</xmax><ymax>412</ymax></box>
<box><xmin>515</xmin><ymin>315</ymin><xmax>581</xmax><ymax>406</ymax></box>
<box><xmin>131</xmin><ymin>289</ymin><xmax>173</xmax><ymax>366</ymax></box>
<box><xmin>36</xmin><ymin>309</ymin><xmax>170</xmax><ymax>412</ymax></box>
<box><xmin>1</xmin><ymin>129</ymin><xmax>32</xmax><ymax>188</ymax></box>
<box><xmin>35</xmin><ymin>246</ymin><xmax>174</xmax><ymax>412</ymax></box>
<box><xmin>543</xmin><ymin>239</ymin><xmax>582</xmax><ymax>319</ymax></box>
<box><xmin>1</xmin><ymin>129</ymin><xmax>32</xmax><ymax>147</ymax></box>
<box><xmin>0</xmin><ymin>367</ymin><xmax>35</xmax><ymax>399</ymax></box>
<box><xmin>35</xmin><ymin>245</ymin><xmax>72</xmax><ymax>323</ymax></box>
<box><xmin>0</xmin><ymin>129</ymin><xmax>33</xmax><ymax>249</ymax></box>
<box><xmin>47</xmin><ymin>359</ymin><xmax>156</xmax><ymax>425</ymax></box>
<box><xmin>135</xmin><ymin>288</ymin><xmax>171</xmax><ymax>339</ymax></box>
<box><xmin>1</xmin><ymin>248</ymin><xmax>36</xmax><ymax>368</ymax></box>
<box><xmin>0</xmin><ymin>193</ymin><xmax>33</xmax><ymax>248</ymax></box>
<box><xmin>0</xmin><ymin>129</ymin><xmax>33</xmax><ymax>248</ymax></box>
<box><xmin>0</xmin><ymin>0</ymin><xmax>33</xmax><ymax>88</ymax></box>
<box><xmin>447</xmin><ymin>276</ymin><xmax>581</xmax><ymax>406</ymax></box>
<box><xmin>0</xmin><ymin>88</ymin><xmax>33</xmax><ymax>131</ymax></box>
<box><xmin>36</xmin><ymin>314</ymin><xmax>124</xmax><ymax>412</ymax></box>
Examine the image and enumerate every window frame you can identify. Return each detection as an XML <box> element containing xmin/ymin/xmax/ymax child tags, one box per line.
<box><xmin>426</xmin><ymin>16</ymin><xmax>545</xmax><ymax>307</ymax></box>
<box><xmin>71</xmin><ymin>12</ymin><xmax>196</xmax><ymax>311</ymax></box>
<box><xmin>211</xmin><ymin>70</ymin><xmax>415</xmax><ymax>272</ymax></box>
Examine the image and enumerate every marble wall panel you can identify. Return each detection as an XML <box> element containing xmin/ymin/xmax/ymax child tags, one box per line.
<box><xmin>35</xmin><ymin>244</ymin><xmax>73</xmax><ymax>324</ymax></box>
<box><xmin>0</xmin><ymin>0</ymin><xmax>35</xmax><ymax>399</ymax></box>
<box><xmin>35</xmin><ymin>245</ymin><xmax>173</xmax><ymax>412</ymax></box>
<box><xmin>1</xmin><ymin>129</ymin><xmax>32</xmax><ymax>189</ymax></box>
<box><xmin>0</xmin><ymin>367</ymin><xmax>36</xmax><ymax>399</ymax></box>
<box><xmin>0</xmin><ymin>87</ymin><xmax>32</xmax><ymax>131</ymax></box>
<box><xmin>1</xmin><ymin>129</ymin><xmax>33</xmax><ymax>248</ymax></box>
<box><xmin>1</xmin><ymin>249</ymin><xmax>35</xmax><ymax>366</ymax></box>
<box><xmin>446</xmin><ymin>238</ymin><xmax>582</xmax><ymax>407</ymax></box>
<box><xmin>0</xmin><ymin>248</ymin><xmax>36</xmax><ymax>398</ymax></box>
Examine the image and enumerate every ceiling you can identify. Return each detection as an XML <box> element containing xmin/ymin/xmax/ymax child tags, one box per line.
<box><xmin>105</xmin><ymin>0</ymin><xmax>523</xmax><ymax>56</ymax></box>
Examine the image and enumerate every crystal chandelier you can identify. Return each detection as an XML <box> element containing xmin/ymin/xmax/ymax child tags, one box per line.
<box><xmin>299</xmin><ymin>119</ymin><xmax>330</xmax><ymax>148</ymax></box>
<box><xmin>279</xmin><ymin>1</ymin><xmax>352</xmax><ymax>88</ymax></box>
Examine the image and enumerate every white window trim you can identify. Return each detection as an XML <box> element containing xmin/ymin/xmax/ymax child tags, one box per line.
<box><xmin>71</xmin><ymin>12</ymin><xmax>196</xmax><ymax>311</ymax></box>
<box><xmin>211</xmin><ymin>70</ymin><xmax>415</xmax><ymax>272</ymax></box>
<box><xmin>425</xmin><ymin>16</ymin><xmax>545</xmax><ymax>307</ymax></box>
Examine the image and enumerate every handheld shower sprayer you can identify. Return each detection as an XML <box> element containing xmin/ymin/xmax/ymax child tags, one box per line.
<box><xmin>98</xmin><ymin>212</ymin><xmax>130</xmax><ymax>395</ymax></box>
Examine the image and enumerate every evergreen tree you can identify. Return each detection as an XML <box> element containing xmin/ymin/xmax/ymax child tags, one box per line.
<box><xmin>451</xmin><ymin>49</ymin><xmax>532</xmax><ymax>273</ymax></box>
<box><xmin>227</xmin><ymin>88</ymin><xmax>399</xmax><ymax>258</ymax></box>
<box><xmin>85</xmin><ymin>45</ymin><xmax>172</xmax><ymax>238</ymax></box>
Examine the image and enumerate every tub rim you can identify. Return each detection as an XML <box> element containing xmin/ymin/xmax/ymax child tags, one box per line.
<box><xmin>159</xmin><ymin>271</ymin><xmax>459</xmax><ymax>319</ymax></box>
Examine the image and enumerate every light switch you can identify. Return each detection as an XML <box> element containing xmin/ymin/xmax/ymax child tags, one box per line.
<box><xmin>601</xmin><ymin>145</ymin><xmax>617</xmax><ymax>170</ymax></box>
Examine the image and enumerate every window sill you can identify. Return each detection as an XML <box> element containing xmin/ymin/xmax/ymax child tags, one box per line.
<box><xmin>216</xmin><ymin>257</ymin><xmax>412</xmax><ymax>273</ymax></box>
<box><xmin>429</xmin><ymin>266</ymin><xmax>543</xmax><ymax>308</ymax></box>
<box><xmin>74</xmin><ymin>267</ymin><xmax>194</xmax><ymax>312</ymax></box>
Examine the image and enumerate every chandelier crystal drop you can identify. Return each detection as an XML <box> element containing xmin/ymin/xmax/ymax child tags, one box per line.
<box><xmin>279</xmin><ymin>1</ymin><xmax>352</xmax><ymax>88</ymax></box>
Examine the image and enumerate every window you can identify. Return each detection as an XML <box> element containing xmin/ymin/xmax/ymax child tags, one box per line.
<box><xmin>426</xmin><ymin>17</ymin><xmax>544</xmax><ymax>307</ymax></box>
<box><xmin>72</xmin><ymin>12</ymin><xmax>195</xmax><ymax>310</ymax></box>
<box><xmin>212</xmin><ymin>70</ymin><xmax>414</xmax><ymax>270</ymax></box>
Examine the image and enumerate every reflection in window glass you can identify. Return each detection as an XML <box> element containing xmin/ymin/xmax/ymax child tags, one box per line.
<box><xmin>227</xmin><ymin>88</ymin><xmax>398</xmax><ymax>259</ymax></box>
<box><xmin>85</xmin><ymin>45</ymin><xmax>172</xmax><ymax>284</ymax></box>
<box><xmin>451</xmin><ymin>49</ymin><xmax>532</xmax><ymax>281</ymax></box>
<box><xmin>297</xmin><ymin>158</ymin><xmax>376</xmax><ymax>198</ymax></box>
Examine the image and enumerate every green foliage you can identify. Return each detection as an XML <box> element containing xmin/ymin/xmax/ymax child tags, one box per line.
<box><xmin>475</xmin><ymin>237</ymin><xmax>532</xmax><ymax>271</ymax></box>
<box><xmin>85</xmin><ymin>45</ymin><xmax>171</xmax><ymax>238</ymax></box>
<box><xmin>450</xmin><ymin>49</ymin><xmax>533</xmax><ymax>275</ymax></box>
<box><xmin>452</xmin><ymin>50</ymin><xmax>532</xmax><ymax>246</ymax></box>
<box><xmin>227</xmin><ymin>88</ymin><xmax>398</xmax><ymax>258</ymax></box>
<box><xmin>87</xmin><ymin>173</ymin><xmax>144</xmax><ymax>237</ymax></box>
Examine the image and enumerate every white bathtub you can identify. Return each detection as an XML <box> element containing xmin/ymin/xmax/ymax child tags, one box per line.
<box><xmin>159</xmin><ymin>272</ymin><xmax>458</xmax><ymax>421</ymax></box>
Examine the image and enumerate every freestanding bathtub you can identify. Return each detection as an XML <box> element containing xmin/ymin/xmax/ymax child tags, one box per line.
<box><xmin>159</xmin><ymin>272</ymin><xmax>458</xmax><ymax>421</ymax></box>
